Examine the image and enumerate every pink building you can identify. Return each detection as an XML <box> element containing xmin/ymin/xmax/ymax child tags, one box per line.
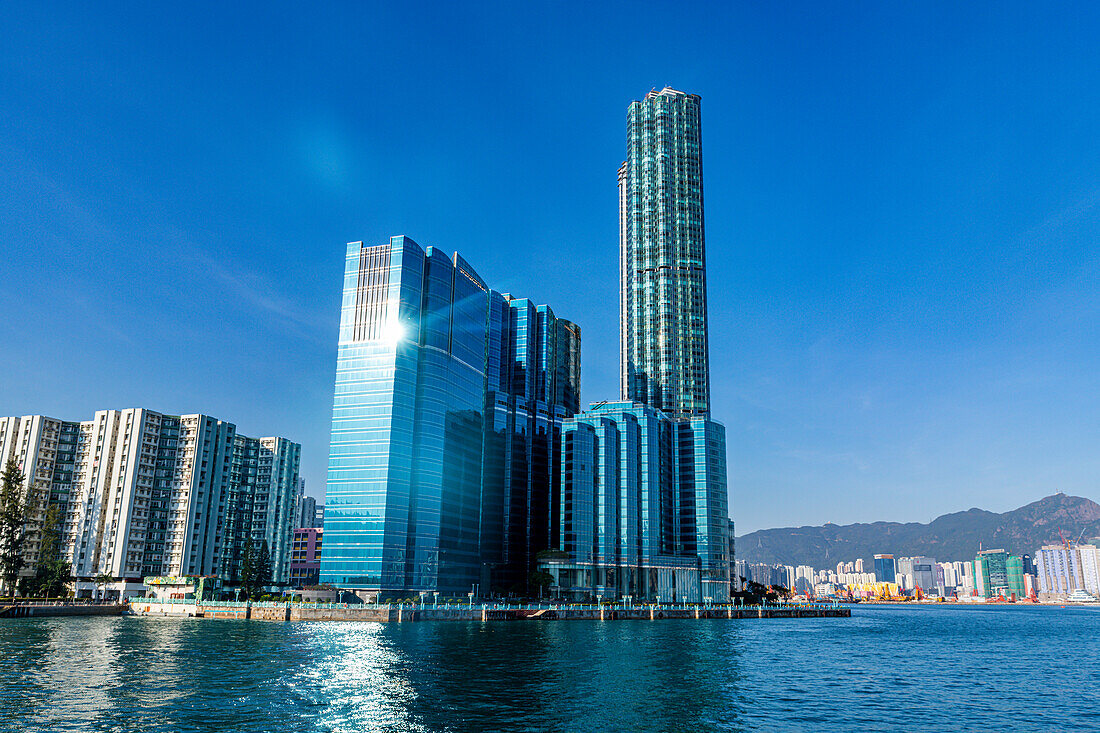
<box><xmin>290</xmin><ymin>528</ymin><xmax>323</xmax><ymax>588</ymax></box>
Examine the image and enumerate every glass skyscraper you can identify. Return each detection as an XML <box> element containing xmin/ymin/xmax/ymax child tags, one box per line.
<box><xmin>542</xmin><ymin>401</ymin><xmax>729</xmax><ymax>603</ymax></box>
<box><xmin>540</xmin><ymin>86</ymin><xmax>731</xmax><ymax>602</ymax></box>
<box><xmin>620</xmin><ymin>87</ymin><xmax>710</xmax><ymax>419</ymax></box>
<box><xmin>482</xmin><ymin>296</ymin><xmax>581</xmax><ymax>592</ymax></box>
<box><xmin>873</xmin><ymin>554</ymin><xmax>897</xmax><ymax>584</ymax></box>
<box><xmin>975</xmin><ymin>548</ymin><xmax>1026</xmax><ymax>599</ymax></box>
<box><xmin>321</xmin><ymin>236</ymin><xmax>579</xmax><ymax>597</ymax></box>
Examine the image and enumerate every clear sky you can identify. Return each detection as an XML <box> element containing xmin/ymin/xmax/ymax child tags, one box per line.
<box><xmin>2</xmin><ymin>3</ymin><xmax>1099</xmax><ymax>533</ymax></box>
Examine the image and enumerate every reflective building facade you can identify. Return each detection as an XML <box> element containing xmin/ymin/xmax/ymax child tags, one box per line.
<box><xmin>543</xmin><ymin>401</ymin><xmax>730</xmax><ymax>602</ymax></box>
<box><xmin>547</xmin><ymin>85</ymin><xmax>730</xmax><ymax>602</ymax></box>
<box><xmin>620</xmin><ymin>87</ymin><xmax>710</xmax><ymax>419</ymax></box>
<box><xmin>322</xmin><ymin>236</ymin><xmax>579</xmax><ymax>597</ymax></box>
<box><xmin>873</xmin><ymin>554</ymin><xmax>897</xmax><ymax>584</ymax></box>
<box><xmin>974</xmin><ymin>548</ymin><xmax>1026</xmax><ymax>599</ymax></box>
<box><xmin>482</xmin><ymin>296</ymin><xmax>581</xmax><ymax>592</ymax></box>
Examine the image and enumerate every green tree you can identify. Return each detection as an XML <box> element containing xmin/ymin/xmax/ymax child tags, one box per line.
<box><xmin>240</xmin><ymin>538</ymin><xmax>255</xmax><ymax>599</ymax></box>
<box><xmin>0</xmin><ymin>460</ymin><xmax>28</xmax><ymax>597</ymax></box>
<box><xmin>528</xmin><ymin>570</ymin><xmax>553</xmax><ymax>599</ymax></box>
<box><xmin>256</xmin><ymin>540</ymin><xmax>272</xmax><ymax>591</ymax></box>
<box><xmin>34</xmin><ymin>503</ymin><xmax>71</xmax><ymax>598</ymax></box>
<box><xmin>94</xmin><ymin>572</ymin><xmax>113</xmax><ymax>601</ymax></box>
<box><xmin>733</xmin><ymin>579</ymin><xmax>773</xmax><ymax>606</ymax></box>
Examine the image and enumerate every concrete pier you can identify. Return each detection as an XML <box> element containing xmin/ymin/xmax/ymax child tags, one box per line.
<box><xmin>128</xmin><ymin>600</ymin><xmax>850</xmax><ymax>623</ymax></box>
<box><xmin>0</xmin><ymin>602</ymin><xmax>126</xmax><ymax>618</ymax></box>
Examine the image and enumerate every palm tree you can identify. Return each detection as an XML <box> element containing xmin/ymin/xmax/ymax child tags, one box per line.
<box><xmin>94</xmin><ymin>573</ymin><xmax>113</xmax><ymax>601</ymax></box>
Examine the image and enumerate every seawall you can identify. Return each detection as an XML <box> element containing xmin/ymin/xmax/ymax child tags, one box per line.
<box><xmin>0</xmin><ymin>603</ymin><xmax>126</xmax><ymax>618</ymax></box>
<box><xmin>128</xmin><ymin>600</ymin><xmax>850</xmax><ymax>622</ymax></box>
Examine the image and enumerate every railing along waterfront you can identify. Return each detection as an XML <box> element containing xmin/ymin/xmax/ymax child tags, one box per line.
<box><xmin>129</xmin><ymin>598</ymin><xmax>844</xmax><ymax>613</ymax></box>
<box><xmin>2</xmin><ymin>599</ymin><xmax>121</xmax><ymax>607</ymax></box>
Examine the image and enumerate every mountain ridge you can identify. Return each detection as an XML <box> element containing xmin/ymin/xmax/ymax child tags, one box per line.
<box><xmin>735</xmin><ymin>493</ymin><xmax>1100</xmax><ymax>569</ymax></box>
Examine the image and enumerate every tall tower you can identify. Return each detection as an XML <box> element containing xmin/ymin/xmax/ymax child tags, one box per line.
<box><xmin>321</xmin><ymin>236</ymin><xmax>579</xmax><ymax>597</ymax></box>
<box><xmin>620</xmin><ymin>87</ymin><xmax>710</xmax><ymax>419</ymax></box>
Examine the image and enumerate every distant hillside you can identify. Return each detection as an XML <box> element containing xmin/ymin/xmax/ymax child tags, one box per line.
<box><xmin>736</xmin><ymin>493</ymin><xmax>1100</xmax><ymax>569</ymax></box>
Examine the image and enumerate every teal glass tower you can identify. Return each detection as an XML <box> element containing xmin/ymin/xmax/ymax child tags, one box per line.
<box><xmin>544</xmin><ymin>400</ymin><xmax>730</xmax><ymax>603</ymax></box>
<box><xmin>620</xmin><ymin>87</ymin><xmax>710</xmax><ymax>419</ymax></box>
<box><xmin>321</xmin><ymin>236</ymin><xmax>579</xmax><ymax>597</ymax></box>
<box><xmin>542</xmin><ymin>85</ymin><xmax>731</xmax><ymax>602</ymax></box>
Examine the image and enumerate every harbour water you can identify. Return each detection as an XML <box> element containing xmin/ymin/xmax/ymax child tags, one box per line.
<box><xmin>3</xmin><ymin>604</ymin><xmax>1098</xmax><ymax>732</ymax></box>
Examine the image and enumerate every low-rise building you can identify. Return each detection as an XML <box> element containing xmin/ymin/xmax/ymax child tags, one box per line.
<box><xmin>144</xmin><ymin>575</ymin><xmax>220</xmax><ymax>601</ymax></box>
<box><xmin>290</xmin><ymin>528</ymin><xmax>323</xmax><ymax>588</ymax></box>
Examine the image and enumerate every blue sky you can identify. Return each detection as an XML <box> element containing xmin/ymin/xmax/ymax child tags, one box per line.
<box><xmin>2</xmin><ymin>3</ymin><xmax>1099</xmax><ymax>533</ymax></box>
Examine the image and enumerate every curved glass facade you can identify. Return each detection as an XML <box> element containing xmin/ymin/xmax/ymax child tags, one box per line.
<box><xmin>620</xmin><ymin>88</ymin><xmax>710</xmax><ymax>419</ymax></box>
<box><xmin>550</xmin><ymin>401</ymin><xmax>729</xmax><ymax>603</ymax></box>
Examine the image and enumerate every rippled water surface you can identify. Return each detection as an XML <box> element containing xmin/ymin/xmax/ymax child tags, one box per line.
<box><xmin>2</xmin><ymin>605</ymin><xmax>1099</xmax><ymax>732</ymax></box>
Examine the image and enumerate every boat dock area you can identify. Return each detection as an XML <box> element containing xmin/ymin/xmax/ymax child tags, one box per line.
<box><xmin>129</xmin><ymin>599</ymin><xmax>850</xmax><ymax>622</ymax></box>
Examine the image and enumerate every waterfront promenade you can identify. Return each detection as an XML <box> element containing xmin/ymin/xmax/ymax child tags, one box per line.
<box><xmin>129</xmin><ymin>598</ymin><xmax>850</xmax><ymax>622</ymax></box>
<box><xmin>0</xmin><ymin>600</ymin><xmax>126</xmax><ymax>618</ymax></box>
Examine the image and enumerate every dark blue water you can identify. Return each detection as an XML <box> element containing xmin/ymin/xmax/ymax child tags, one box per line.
<box><xmin>2</xmin><ymin>605</ymin><xmax>1098</xmax><ymax>732</ymax></box>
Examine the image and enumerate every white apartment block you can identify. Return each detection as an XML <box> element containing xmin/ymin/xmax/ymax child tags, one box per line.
<box><xmin>0</xmin><ymin>415</ymin><xmax>80</xmax><ymax>575</ymax></box>
<box><xmin>1073</xmin><ymin>544</ymin><xmax>1100</xmax><ymax>596</ymax></box>
<box><xmin>0</xmin><ymin>409</ymin><xmax>300</xmax><ymax>596</ymax></box>
<box><xmin>1035</xmin><ymin>544</ymin><xmax>1084</xmax><ymax>597</ymax></box>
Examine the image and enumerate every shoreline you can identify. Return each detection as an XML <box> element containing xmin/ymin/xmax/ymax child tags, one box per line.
<box><xmin>846</xmin><ymin>600</ymin><xmax>1098</xmax><ymax>608</ymax></box>
<box><xmin>128</xmin><ymin>599</ymin><xmax>852</xmax><ymax>622</ymax></box>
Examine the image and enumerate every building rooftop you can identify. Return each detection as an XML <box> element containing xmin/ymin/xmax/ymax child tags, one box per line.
<box><xmin>644</xmin><ymin>86</ymin><xmax>696</xmax><ymax>100</ymax></box>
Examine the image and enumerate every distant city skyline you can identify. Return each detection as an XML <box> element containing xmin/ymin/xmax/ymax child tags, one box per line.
<box><xmin>4</xmin><ymin>5</ymin><xmax>1100</xmax><ymax>533</ymax></box>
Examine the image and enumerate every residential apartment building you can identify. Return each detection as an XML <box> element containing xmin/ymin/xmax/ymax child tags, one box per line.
<box><xmin>1078</xmin><ymin>544</ymin><xmax>1100</xmax><ymax>596</ymax></box>
<box><xmin>1035</xmin><ymin>544</ymin><xmax>1088</xmax><ymax>599</ymax></box>
<box><xmin>0</xmin><ymin>410</ymin><xmax>299</xmax><ymax>596</ymax></box>
<box><xmin>620</xmin><ymin>87</ymin><xmax>710</xmax><ymax>420</ymax></box>
<box><xmin>226</xmin><ymin>434</ymin><xmax>301</xmax><ymax>586</ymax></box>
<box><xmin>297</xmin><ymin>490</ymin><xmax>318</xmax><ymax>529</ymax></box>
<box><xmin>0</xmin><ymin>415</ymin><xmax>81</xmax><ymax>582</ymax></box>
